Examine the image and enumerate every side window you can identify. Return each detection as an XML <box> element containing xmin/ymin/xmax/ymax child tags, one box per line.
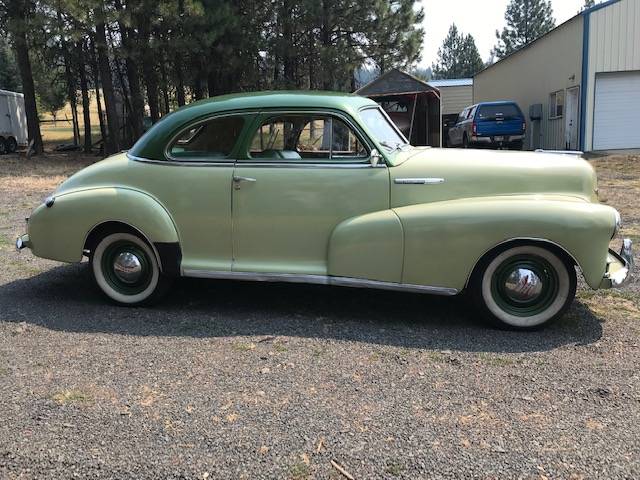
<box><xmin>249</xmin><ymin>114</ymin><xmax>367</xmax><ymax>161</ymax></box>
<box><xmin>168</xmin><ymin>116</ymin><xmax>245</xmax><ymax>160</ymax></box>
<box><xmin>468</xmin><ymin>106</ymin><xmax>477</xmax><ymax>119</ymax></box>
<box><xmin>457</xmin><ymin>109</ymin><xmax>468</xmax><ymax>123</ymax></box>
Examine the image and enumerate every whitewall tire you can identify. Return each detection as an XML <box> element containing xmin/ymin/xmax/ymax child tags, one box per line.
<box><xmin>91</xmin><ymin>232</ymin><xmax>170</xmax><ymax>306</ymax></box>
<box><xmin>470</xmin><ymin>245</ymin><xmax>577</xmax><ymax>330</ymax></box>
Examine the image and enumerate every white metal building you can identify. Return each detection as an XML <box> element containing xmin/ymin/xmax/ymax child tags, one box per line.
<box><xmin>474</xmin><ymin>0</ymin><xmax>640</xmax><ymax>152</ymax></box>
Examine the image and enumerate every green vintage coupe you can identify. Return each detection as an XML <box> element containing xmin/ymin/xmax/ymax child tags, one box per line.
<box><xmin>16</xmin><ymin>92</ymin><xmax>633</xmax><ymax>329</ymax></box>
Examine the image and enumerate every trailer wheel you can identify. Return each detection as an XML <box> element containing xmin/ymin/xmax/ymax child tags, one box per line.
<box><xmin>5</xmin><ymin>137</ymin><xmax>17</xmax><ymax>153</ymax></box>
<box><xmin>0</xmin><ymin>137</ymin><xmax>7</xmax><ymax>155</ymax></box>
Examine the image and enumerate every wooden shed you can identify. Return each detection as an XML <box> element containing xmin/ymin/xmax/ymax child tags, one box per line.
<box><xmin>355</xmin><ymin>69</ymin><xmax>442</xmax><ymax>147</ymax></box>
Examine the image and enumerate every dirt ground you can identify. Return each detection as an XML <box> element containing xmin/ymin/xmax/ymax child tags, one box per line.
<box><xmin>0</xmin><ymin>151</ymin><xmax>638</xmax><ymax>479</ymax></box>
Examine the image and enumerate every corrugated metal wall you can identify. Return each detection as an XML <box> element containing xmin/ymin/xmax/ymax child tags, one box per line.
<box><xmin>473</xmin><ymin>16</ymin><xmax>583</xmax><ymax>150</ymax></box>
<box><xmin>440</xmin><ymin>86</ymin><xmax>473</xmax><ymax>116</ymax></box>
<box><xmin>584</xmin><ymin>0</ymin><xmax>640</xmax><ymax>150</ymax></box>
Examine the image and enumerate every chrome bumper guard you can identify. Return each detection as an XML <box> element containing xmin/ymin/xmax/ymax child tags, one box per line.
<box><xmin>604</xmin><ymin>239</ymin><xmax>634</xmax><ymax>288</ymax></box>
<box><xmin>15</xmin><ymin>234</ymin><xmax>30</xmax><ymax>251</ymax></box>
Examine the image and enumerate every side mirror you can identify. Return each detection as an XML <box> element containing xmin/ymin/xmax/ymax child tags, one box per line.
<box><xmin>370</xmin><ymin>148</ymin><xmax>382</xmax><ymax>167</ymax></box>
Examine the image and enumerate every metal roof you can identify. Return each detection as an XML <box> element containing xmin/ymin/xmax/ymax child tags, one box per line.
<box><xmin>427</xmin><ymin>79</ymin><xmax>473</xmax><ymax>88</ymax></box>
<box><xmin>355</xmin><ymin>68</ymin><xmax>440</xmax><ymax>97</ymax></box>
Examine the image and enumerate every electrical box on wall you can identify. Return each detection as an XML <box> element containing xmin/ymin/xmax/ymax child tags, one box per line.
<box><xmin>529</xmin><ymin>104</ymin><xmax>543</xmax><ymax>121</ymax></box>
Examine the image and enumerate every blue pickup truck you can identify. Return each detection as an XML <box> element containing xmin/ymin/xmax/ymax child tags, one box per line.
<box><xmin>448</xmin><ymin>101</ymin><xmax>526</xmax><ymax>150</ymax></box>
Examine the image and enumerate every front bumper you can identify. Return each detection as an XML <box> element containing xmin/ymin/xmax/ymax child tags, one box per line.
<box><xmin>602</xmin><ymin>239</ymin><xmax>634</xmax><ymax>288</ymax></box>
<box><xmin>15</xmin><ymin>233</ymin><xmax>30</xmax><ymax>251</ymax></box>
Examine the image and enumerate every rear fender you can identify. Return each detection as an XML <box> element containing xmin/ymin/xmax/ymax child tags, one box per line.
<box><xmin>28</xmin><ymin>187</ymin><xmax>179</xmax><ymax>263</ymax></box>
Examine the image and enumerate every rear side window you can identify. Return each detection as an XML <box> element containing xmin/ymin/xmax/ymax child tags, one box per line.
<box><xmin>477</xmin><ymin>104</ymin><xmax>522</xmax><ymax>120</ymax></box>
<box><xmin>168</xmin><ymin>116</ymin><xmax>245</xmax><ymax>160</ymax></box>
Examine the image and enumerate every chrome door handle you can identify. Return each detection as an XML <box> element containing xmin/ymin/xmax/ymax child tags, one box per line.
<box><xmin>233</xmin><ymin>176</ymin><xmax>256</xmax><ymax>183</ymax></box>
<box><xmin>394</xmin><ymin>178</ymin><xmax>445</xmax><ymax>185</ymax></box>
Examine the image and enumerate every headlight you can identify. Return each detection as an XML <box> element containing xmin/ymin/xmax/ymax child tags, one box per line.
<box><xmin>613</xmin><ymin>210</ymin><xmax>622</xmax><ymax>238</ymax></box>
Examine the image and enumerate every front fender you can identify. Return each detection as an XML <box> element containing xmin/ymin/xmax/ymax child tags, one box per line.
<box><xmin>394</xmin><ymin>196</ymin><xmax>616</xmax><ymax>290</ymax></box>
<box><xmin>28</xmin><ymin>187</ymin><xmax>179</xmax><ymax>263</ymax></box>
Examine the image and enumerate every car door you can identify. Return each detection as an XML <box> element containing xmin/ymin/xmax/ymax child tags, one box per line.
<box><xmin>146</xmin><ymin>113</ymin><xmax>247</xmax><ymax>273</ymax></box>
<box><xmin>231</xmin><ymin>111</ymin><xmax>390</xmax><ymax>277</ymax></box>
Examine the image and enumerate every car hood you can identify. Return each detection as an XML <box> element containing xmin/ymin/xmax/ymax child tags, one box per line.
<box><xmin>389</xmin><ymin>148</ymin><xmax>598</xmax><ymax>208</ymax></box>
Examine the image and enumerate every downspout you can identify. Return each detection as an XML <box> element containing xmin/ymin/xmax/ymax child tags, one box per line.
<box><xmin>579</xmin><ymin>11</ymin><xmax>590</xmax><ymax>152</ymax></box>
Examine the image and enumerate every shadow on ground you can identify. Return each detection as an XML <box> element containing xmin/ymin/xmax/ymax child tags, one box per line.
<box><xmin>0</xmin><ymin>264</ymin><xmax>603</xmax><ymax>353</ymax></box>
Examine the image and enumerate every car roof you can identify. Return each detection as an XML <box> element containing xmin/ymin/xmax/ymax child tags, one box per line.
<box><xmin>129</xmin><ymin>91</ymin><xmax>378</xmax><ymax>160</ymax></box>
<box><xmin>474</xmin><ymin>101</ymin><xmax>519</xmax><ymax>107</ymax></box>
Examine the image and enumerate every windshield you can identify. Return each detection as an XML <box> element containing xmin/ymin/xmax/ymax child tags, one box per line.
<box><xmin>360</xmin><ymin>108</ymin><xmax>408</xmax><ymax>152</ymax></box>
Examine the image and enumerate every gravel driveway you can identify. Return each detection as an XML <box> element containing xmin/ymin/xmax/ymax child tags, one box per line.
<box><xmin>1</xmin><ymin>153</ymin><xmax>639</xmax><ymax>479</ymax></box>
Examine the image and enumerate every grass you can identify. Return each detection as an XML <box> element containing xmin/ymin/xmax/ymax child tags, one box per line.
<box><xmin>288</xmin><ymin>460</ymin><xmax>311</xmax><ymax>480</ymax></box>
<box><xmin>385</xmin><ymin>460</ymin><xmax>405</xmax><ymax>476</ymax></box>
<box><xmin>232</xmin><ymin>342</ymin><xmax>256</xmax><ymax>352</ymax></box>
<box><xmin>51</xmin><ymin>389</ymin><xmax>92</xmax><ymax>405</ymax></box>
<box><xmin>40</xmin><ymin>123</ymin><xmax>102</xmax><ymax>148</ymax></box>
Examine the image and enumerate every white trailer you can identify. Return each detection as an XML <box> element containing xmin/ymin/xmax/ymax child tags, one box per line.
<box><xmin>0</xmin><ymin>89</ymin><xmax>28</xmax><ymax>154</ymax></box>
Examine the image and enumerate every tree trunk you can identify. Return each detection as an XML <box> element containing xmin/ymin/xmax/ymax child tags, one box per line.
<box><xmin>137</xmin><ymin>16</ymin><xmax>159</xmax><ymax>123</ymax></box>
<box><xmin>78</xmin><ymin>41</ymin><xmax>92</xmax><ymax>153</ymax></box>
<box><xmin>89</xmin><ymin>37</ymin><xmax>107</xmax><ymax>153</ymax></box>
<box><xmin>174</xmin><ymin>53</ymin><xmax>186</xmax><ymax>106</ymax></box>
<box><xmin>94</xmin><ymin>15</ymin><xmax>121</xmax><ymax>154</ymax></box>
<box><xmin>159</xmin><ymin>59</ymin><xmax>170</xmax><ymax>114</ymax></box>
<box><xmin>114</xmin><ymin>0</ymin><xmax>144</xmax><ymax>140</ymax></box>
<box><xmin>173</xmin><ymin>0</ymin><xmax>186</xmax><ymax>106</ymax></box>
<box><xmin>57</xmin><ymin>8</ymin><xmax>79</xmax><ymax>145</ymax></box>
<box><xmin>8</xmin><ymin>0</ymin><xmax>43</xmax><ymax>153</ymax></box>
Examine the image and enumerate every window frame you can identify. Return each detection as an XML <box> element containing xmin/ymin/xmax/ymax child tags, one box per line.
<box><xmin>243</xmin><ymin>110</ymin><xmax>374</xmax><ymax>165</ymax></box>
<box><xmin>164</xmin><ymin>112</ymin><xmax>250</xmax><ymax>163</ymax></box>
<box><xmin>549</xmin><ymin>90</ymin><xmax>565</xmax><ymax>120</ymax></box>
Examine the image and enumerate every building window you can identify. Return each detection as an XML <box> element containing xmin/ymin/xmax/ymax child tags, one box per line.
<box><xmin>549</xmin><ymin>90</ymin><xmax>564</xmax><ymax>119</ymax></box>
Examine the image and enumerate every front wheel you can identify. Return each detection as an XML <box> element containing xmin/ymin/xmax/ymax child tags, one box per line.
<box><xmin>469</xmin><ymin>245</ymin><xmax>577</xmax><ymax>330</ymax></box>
<box><xmin>90</xmin><ymin>232</ymin><xmax>171</xmax><ymax>306</ymax></box>
<box><xmin>0</xmin><ymin>137</ymin><xmax>7</xmax><ymax>155</ymax></box>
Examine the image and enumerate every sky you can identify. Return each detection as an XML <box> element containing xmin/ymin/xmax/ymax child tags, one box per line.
<box><xmin>419</xmin><ymin>0</ymin><xmax>588</xmax><ymax>67</ymax></box>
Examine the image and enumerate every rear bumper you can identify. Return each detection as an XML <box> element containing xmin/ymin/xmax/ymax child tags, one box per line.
<box><xmin>472</xmin><ymin>134</ymin><xmax>524</xmax><ymax>144</ymax></box>
<box><xmin>601</xmin><ymin>239</ymin><xmax>634</xmax><ymax>288</ymax></box>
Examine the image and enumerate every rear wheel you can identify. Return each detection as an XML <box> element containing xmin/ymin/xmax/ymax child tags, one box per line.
<box><xmin>0</xmin><ymin>137</ymin><xmax>7</xmax><ymax>155</ymax></box>
<box><xmin>90</xmin><ymin>232</ymin><xmax>171</xmax><ymax>306</ymax></box>
<box><xmin>5</xmin><ymin>137</ymin><xmax>17</xmax><ymax>153</ymax></box>
<box><xmin>511</xmin><ymin>140</ymin><xmax>524</xmax><ymax>151</ymax></box>
<box><xmin>469</xmin><ymin>245</ymin><xmax>577</xmax><ymax>330</ymax></box>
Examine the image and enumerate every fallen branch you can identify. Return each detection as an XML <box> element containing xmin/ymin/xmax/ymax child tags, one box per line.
<box><xmin>331</xmin><ymin>459</ymin><xmax>354</xmax><ymax>480</ymax></box>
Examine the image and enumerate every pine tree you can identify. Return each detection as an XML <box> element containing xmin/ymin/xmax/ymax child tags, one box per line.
<box><xmin>492</xmin><ymin>0</ymin><xmax>556</xmax><ymax>59</ymax></box>
<box><xmin>432</xmin><ymin>24</ymin><xmax>484</xmax><ymax>79</ymax></box>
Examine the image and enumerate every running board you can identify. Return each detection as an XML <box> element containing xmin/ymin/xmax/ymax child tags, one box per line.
<box><xmin>182</xmin><ymin>269</ymin><xmax>459</xmax><ymax>296</ymax></box>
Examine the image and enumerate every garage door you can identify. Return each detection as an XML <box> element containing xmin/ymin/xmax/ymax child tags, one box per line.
<box><xmin>593</xmin><ymin>72</ymin><xmax>640</xmax><ymax>150</ymax></box>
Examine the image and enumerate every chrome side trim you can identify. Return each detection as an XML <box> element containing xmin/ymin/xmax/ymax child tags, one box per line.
<box><xmin>394</xmin><ymin>178</ymin><xmax>445</xmax><ymax>185</ymax></box>
<box><xmin>535</xmin><ymin>149</ymin><xmax>584</xmax><ymax>157</ymax></box>
<box><xmin>235</xmin><ymin>162</ymin><xmax>386</xmax><ymax>169</ymax></box>
<box><xmin>182</xmin><ymin>269</ymin><xmax>458</xmax><ymax>296</ymax></box>
<box><xmin>127</xmin><ymin>153</ymin><xmax>233</xmax><ymax>167</ymax></box>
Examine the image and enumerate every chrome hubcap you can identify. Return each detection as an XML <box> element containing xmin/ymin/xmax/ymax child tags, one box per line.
<box><xmin>113</xmin><ymin>252</ymin><xmax>143</xmax><ymax>284</ymax></box>
<box><xmin>503</xmin><ymin>268</ymin><xmax>543</xmax><ymax>302</ymax></box>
